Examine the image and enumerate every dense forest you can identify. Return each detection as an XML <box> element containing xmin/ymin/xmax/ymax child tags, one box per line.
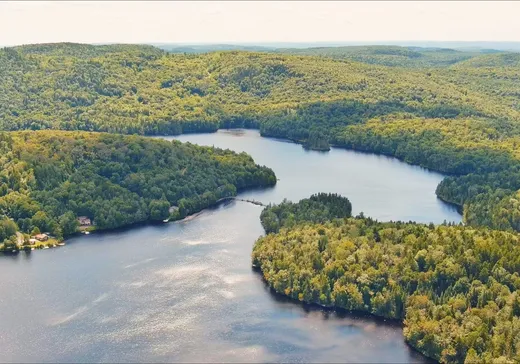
<box><xmin>2</xmin><ymin>43</ymin><xmax>520</xmax><ymax>232</ymax></box>
<box><xmin>260</xmin><ymin>193</ymin><xmax>352</xmax><ymax>233</ymax></box>
<box><xmin>253</xmin><ymin>196</ymin><xmax>520</xmax><ymax>363</ymax></box>
<box><xmin>0</xmin><ymin>131</ymin><xmax>276</xmax><ymax>251</ymax></box>
<box><xmin>2</xmin><ymin>43</ymin><xmax>519</xmax><ymax>137</ymax></box>
<box><xmin>274</xmin><ymin>45</ymin><xmax>496</xmax><ymax>68</ymax></box>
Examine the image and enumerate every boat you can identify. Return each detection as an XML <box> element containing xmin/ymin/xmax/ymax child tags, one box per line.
<box><xmin>163</xmin><ymin>219</ymin><xmax>169</xmax><ymax>223</ymax></box>
<box><xmin>43</xmin><ymin>246</ymin><xmax>49</xmax><ymax>249</ymax></box>
<box><xmin>57</xmin><ymin>242</ymin><xmax>65</xmax><ymax>246</ymax></box>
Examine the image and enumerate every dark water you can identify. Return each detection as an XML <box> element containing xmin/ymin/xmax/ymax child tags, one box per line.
<box><xmin>0</xmin><ymin>130</ymin><xmax>458</xmax><ymax>363</ymax></box>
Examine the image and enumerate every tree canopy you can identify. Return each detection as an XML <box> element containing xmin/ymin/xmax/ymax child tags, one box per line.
<box><xmin>253</xmin><ymin>195</ymin><xmax>520</xmax><ymax>363</ymax></box>
<box><xmin>260</xmin><ymin>193</ymin><xmax>352</xmax><ymax>234</ymax></box>
<box><xmin>0</xmin><ymin>130</ymin><xmax>275</xmax><ymax>250</ymax></box>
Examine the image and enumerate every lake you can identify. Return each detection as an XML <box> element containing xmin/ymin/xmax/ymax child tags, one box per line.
<box><xmin>0</xmin><ymin>130</ymin><xmax>459</xmax><ymax>362</ymax></box>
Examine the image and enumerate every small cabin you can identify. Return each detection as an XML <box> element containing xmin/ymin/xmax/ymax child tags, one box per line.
<box><xmin>78</xmin><ymin>216</ymin><xmax>92</xmax><ymax>226</ymax></box>
<box><xmin>34</xmin><ymin>234</ymin><xmax>49</xmax><ymax>242</ymax></box>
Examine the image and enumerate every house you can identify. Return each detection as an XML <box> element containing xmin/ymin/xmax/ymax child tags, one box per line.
<box><xmin>78</xmin><ymin>216</ymin><xmax>92</xmax><ymax>226</ymax></box>
<box><xmin>34</xmin><ymin>234</ymin><xmax>48</xmax><ymax>242</ymax></box>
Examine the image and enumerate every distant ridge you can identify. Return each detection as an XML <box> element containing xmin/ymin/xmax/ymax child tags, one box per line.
<box><xmin>150</xmin><ymin>41</ymin><xmax>520</xmax><ymax>52</ymax></box>
<box><xmin>151</xmin><ymin>43</ymin><xmax>275</xmax><ymax>54</ymax></box>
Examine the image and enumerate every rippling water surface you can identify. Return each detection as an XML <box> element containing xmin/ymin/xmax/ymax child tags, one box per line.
<box><xmin>0</xmin><ymin>130</ymin><xmax>458</xmax><ymax>362</ymax></box>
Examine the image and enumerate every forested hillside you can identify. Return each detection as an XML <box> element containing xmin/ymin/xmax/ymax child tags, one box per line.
<box><xmin>2</xmin><ymin>43</ymin><xmax>518</xmax><ymax>136</ymax></box>
<box><xmin>274</xmin><ymin>45</ymin><xmax>492</xmax><ymax>68</ymax></box>
<box><xmin>0</xmin><ymin>131</ymin><xmax>276</xmax><ymax>251</ymax></box>
<box><xmin>253</xmin><ymin>196</ymin><xmax>520</xmax><ymax>363</ymax></box>
<box><xmin>2</xmin><ymin>43</ymin><xmax>520</xmax><ymax>232</ymax></box>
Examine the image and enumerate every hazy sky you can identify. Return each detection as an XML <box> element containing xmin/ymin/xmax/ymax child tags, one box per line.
<box><xmin>1</xmin><ymin>1</ymin><xmax>520</xmax><ymax>46</ymax></box>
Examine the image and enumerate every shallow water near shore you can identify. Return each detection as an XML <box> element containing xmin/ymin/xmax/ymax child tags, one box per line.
<box><xmin>0</xmin><ymin>129</ymin><xmax>459</xmax><ymax>362</ymax></box>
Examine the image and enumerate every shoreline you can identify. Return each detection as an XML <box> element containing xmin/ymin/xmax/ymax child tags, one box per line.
<box><xmin>179</xmin><ymin>127</ymin><xmax>464</xmax><ymax>215</ymax></box>
<box><xmin>252</xmin><ymin>265</ymin><xmax>438</xmax><ymax>363</ymax></box>
<box><xmin>217</xmin><ymin>126</ymin><xmax>463</xmax><ymax>178</ymax></box>
<box><xmin>0</xmin><ymin>187</ymin><xmax>272</xmax><ymax>256</ymax></box>
<box><xmin>0</xmin><ymin>239</ymin><xmax>64</xmax><ymax>254</ymax></box>
<box><xmin>435</xmin><ymin>194</ymin><xmax>464</xmax><ymax>215</ymax></box>
<box><xmin>142</xmin><ymin>126</ymin><xmax>464</xmax><ymax>179</ymax></box>
<box><xmin>261</xmin><ymin>130</ymin><xmax>460</xmax><ymax>177</ymax></box>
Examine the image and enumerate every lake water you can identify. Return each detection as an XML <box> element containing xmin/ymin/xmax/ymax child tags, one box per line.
<box><xmin>0</xmin><ymin>130</ymin><xmax>459</xmax><ymax>363</ymax></box>
<box><xmin>172</xmin><ymin>130</ymin><xmax>460</xmax><ymax>223</ymax></box>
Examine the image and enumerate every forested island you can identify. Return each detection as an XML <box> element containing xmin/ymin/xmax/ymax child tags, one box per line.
<box><xmin>0</xmin><ymin>131</ymin><xmax>275</xmax><ymax>252</ymax></box>
<box><xmin>2</xmin><ymin>43</ymin><xmax>520</xmax><ymax>232</ymax></box>
<box><xmin>253</xmin><ymin>195</ymin><xmax>520</xmax><ymax>363</ymax></box>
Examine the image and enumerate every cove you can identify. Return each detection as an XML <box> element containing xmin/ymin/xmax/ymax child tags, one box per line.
<box><xmin>0</xmin><ymin>130</ymin><xmax>459</xmax><ymax>362</ymax></box>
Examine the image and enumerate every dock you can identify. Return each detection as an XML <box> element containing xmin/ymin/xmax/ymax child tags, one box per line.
<box><xmin>217</xmin><ymin>197</ymin><xmax>266</xmax><ymax>207</ymax></box>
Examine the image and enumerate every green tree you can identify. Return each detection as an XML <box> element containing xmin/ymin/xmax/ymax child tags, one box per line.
<box><xmin>59</xmin><ymin>211</ymin><xmax>79</xmax><ymax>236</ymax></box>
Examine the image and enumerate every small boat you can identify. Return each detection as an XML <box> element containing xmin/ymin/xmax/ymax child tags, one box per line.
<box><xmin>31</xmin><ymin>248</ymin><xmax>35</xmax><ymax>251</ymax></box>
<box><xmin>163</xmin><ymin>219</ymin><xmax>169</xmax><ymax>223</ymax></box>
<box><xmin>57</xmin><ymin>242</ymin><xmax>65</xmax><ymax>246</ymax></box>
<box><xmin>43</xmin><ymin>246</ymin><xmax>49</xmax><ymax>249</ymax></box>
<box><xmin>85</xmin><ymin>231</ymin><xmax>90</xmax><ymax>235</ymax></box>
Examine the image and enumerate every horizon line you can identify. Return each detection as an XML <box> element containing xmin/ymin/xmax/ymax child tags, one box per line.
<box><xmin>3</xmin><ymin>40</ymin><xmax>520</xmax><ymax>48</ymax></box>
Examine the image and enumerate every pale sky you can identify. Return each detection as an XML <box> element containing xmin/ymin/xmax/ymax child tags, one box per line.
<box><xmin>1</xmin><ymin>1</ymin><xmax>520</xmax><ymax>46</ymax></box>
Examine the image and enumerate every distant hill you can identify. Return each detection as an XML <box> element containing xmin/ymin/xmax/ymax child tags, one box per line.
<box><xmin>453</xmin><ymin>52</ymin><xmax>520</xmax><ymax>68</ymax></box>
<box><xmin>395</xmin><ymin>41</ymin><xmax>520</xmax><ymax>52</ymax></box>
<box><xmin>11</xmin><ymin>42</ymin><xmax>165</xmax><ymax>58</ymax></box>
<box><xmin>2</xmin><ymin>42</ymin><xmax>518</xmax><ymax>136</ymax></box>
<box><xmin>154</xmin><ymin>43</ymin><xmax>275</xmax><ymax>54</ymax></box>
<box><xmin>274</xmin><ymin>45</ymin><xmax>502</xmax><ymax>68</ymax></box>
<box><xmin>155</xmin><ymin>41</ymin><xmax>520</xmax><ymax>52</ymax></box>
